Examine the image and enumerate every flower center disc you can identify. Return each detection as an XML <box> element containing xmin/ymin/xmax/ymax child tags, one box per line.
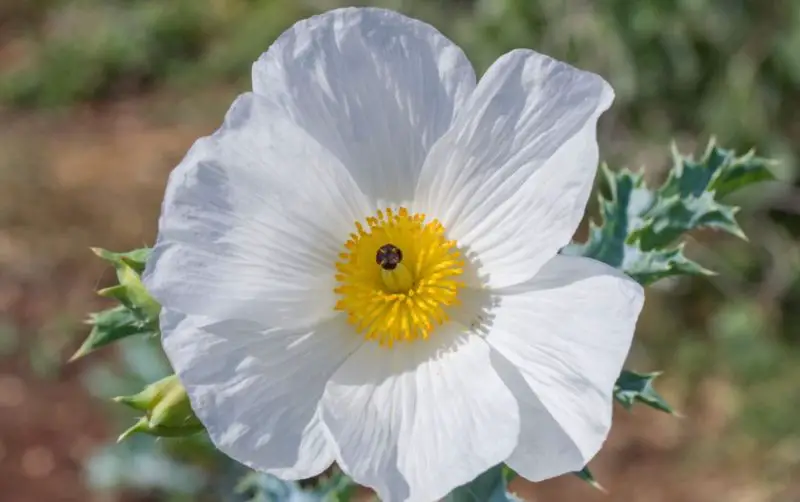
<box><xmin>334</xmin><ymin>207</ymin><xmax>464</xmax><ymax>346</ymax></box>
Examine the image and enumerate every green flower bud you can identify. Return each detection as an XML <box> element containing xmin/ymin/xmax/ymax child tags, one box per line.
<box><xmin>114</xmin><ymin>375</ymin><xmax>203</xmax><ymax>441</ymax></box>
<box><xmin>98</xmin><ymin>262</ymin><xmax>161</xmax><ymax>321</ymax></box>
<box><xmin>92</xmin><ymin>247</ymin><xmax>161</xmax><ymax>322</ymax></box>
<box><xmin>113</xmin><ymin>374</ymin><xmax>177</xmax><ymax>411</ymax></box>
<box><xmin>148</xmin><ymin>376</ymin><xmax>201</xmax><ymax>429</ymax></box>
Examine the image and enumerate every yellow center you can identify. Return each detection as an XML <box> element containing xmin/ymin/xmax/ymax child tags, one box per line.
<box><xmin>334</xmin><ymin>207</ymin><xmax>465</xmax><ymax>346</ymax></box>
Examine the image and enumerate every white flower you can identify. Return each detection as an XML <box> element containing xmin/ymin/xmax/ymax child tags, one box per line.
<box><xmin>143</xmin><ymin>7</ymin><xmax>644</xmax><ymax>502</ymax></box>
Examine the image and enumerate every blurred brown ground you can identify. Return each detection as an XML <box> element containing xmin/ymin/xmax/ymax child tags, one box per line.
<box><xmin>0</xmin><ymin>93</ymin><xmax>212</xmax><ymax>502</ymax></box>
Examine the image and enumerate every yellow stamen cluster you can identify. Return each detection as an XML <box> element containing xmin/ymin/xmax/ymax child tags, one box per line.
<box><xmin>334</xmin><ymin>207</ymin><xmax>464</xmax><ymax>346</ymax></box>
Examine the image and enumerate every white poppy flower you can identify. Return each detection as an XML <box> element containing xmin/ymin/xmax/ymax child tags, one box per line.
<box><xmin>143</xmin><ymin>7</ymin><xmax>644</xmax><ymax>502</ymax></box>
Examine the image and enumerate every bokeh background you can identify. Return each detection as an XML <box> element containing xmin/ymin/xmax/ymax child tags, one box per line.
<box><xmin>1</xmin><ymin>0</ymin><xmax>800</xmax><ymax>501</ymax></box>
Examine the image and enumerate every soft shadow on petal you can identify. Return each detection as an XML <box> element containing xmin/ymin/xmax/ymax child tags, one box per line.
<box><xmin>253</xmin><ymin>7</ymin><xmax>476</xmax><ymax>205</ymax></box>
<box><xmin>484</xmin><ymin>255</ymin><xmax>644</xmax><ymax>480</ymax></box>
<box><xmin>414</xmin><ymin>49</ymin><xmax>614</xmax><ymax>289</ymax></box>
<box><xmin>489</xmin><ymin>350</ymin><xmax>586</xmax><ymax>481</ymax></box>
<box><xmin>161</xmin><ymin>309</ymin><xmax>362</xmax><ymax>479</ymax></box>
<box><xmin>320</xmin><ymin>325</ymin><xmax>520</xmax><ymax>502</ymax></box>
<box><xmin>144</xmin><ymin>93</ymin><xmax>370</xmax><ymax>328</ymax></box>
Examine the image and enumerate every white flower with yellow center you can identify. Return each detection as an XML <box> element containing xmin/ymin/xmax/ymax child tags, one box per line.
<box><xmin>143</xmin><ymin>7</ymin><xmax>644</xmax><ymax>502</ymax></box>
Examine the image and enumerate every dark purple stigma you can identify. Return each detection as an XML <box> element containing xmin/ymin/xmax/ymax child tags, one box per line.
<box><xmin>376</xmin><ymin>244</ymin><xmax>403</xmax><ymax>270</ymax></box>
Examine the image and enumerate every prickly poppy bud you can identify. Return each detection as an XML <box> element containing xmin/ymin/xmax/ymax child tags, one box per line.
<box><xmin>95</xmin><ymin>255</ymin><xmax>161</xmax><ymax>322</ymax></box>
<box><xmin>114</xmin><ymin>374</ymin><xmax>203</xmax><ymax>441</ymax></box>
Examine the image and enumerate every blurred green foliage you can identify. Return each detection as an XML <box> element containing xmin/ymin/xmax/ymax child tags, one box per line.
<box><xmin>0</xmin><ymin>0</ymin><xmax>314</xmax><ymax>107</ymax></box>
<box><xmin>459</xmin><ymin>0</ymin><xmax>799</xmax><ymax>172</ymax></box>
<box><xmin>3</xmin><ymin>0</ymin><xmax>799</xmax><ymax>167</ymax></box>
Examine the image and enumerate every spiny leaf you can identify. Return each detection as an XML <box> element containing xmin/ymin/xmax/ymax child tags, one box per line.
<box><xmin>318</xmin><ymin>471</ymin><xmax>357</xmax><ymax>502</ymax></box>
<box><xmin>708</xmin><ymin>149</ymin><xmax>776</xmax><ymax>197</ymax></box>
<box><xmin>628</xmin><ymin>191</ymin><xmax>744</xmax><ymax>250</ymax></box>
<box><xmin>70</xmin><ymin>305</ymin><xmax>158</xmax><ymax>361</ymax></box>
<box><xmin>235</xmin><ymin>472</ymin><xmax>324</xmax><ymax>502</ymax></box>
<box><xmin>660</xmin><ymin>139</ymin><xmax>774</xmax><ymax>199</ymax></box>
<box><xmin>444</xmin><ymin>464</ymin><xmax>521</xmax><ymax>502</ymax></box>
<box><xmin>673</xmin><ymin>140</ymin><xmax>776</xmax><ymax>199</ymax></box>
<box><xmin>624</xmin><ymin>244</ymin><xmax>714</xmax><ymax>285</ymax></box>
<box><xmin>614</xmin><ymin>370</ymin><xmax>677</xmax><ymax>415</ymax></box>
<box><xmin>573</xmin><ymin>467</ymin><xmax>605</xmax><ymax>492</ymax></box>
<box><xmin>571</xmin><ymin>139</ymin><xmax>774</xmax><ymax>286</ymax></box>
<box><xmin>234</xmin><ymin>469</ymin><xmax>358</xmax><ymax>502</ymax></box>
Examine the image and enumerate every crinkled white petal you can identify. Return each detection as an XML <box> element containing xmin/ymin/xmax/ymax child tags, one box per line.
<box><xmin>414</xmin><ymin>49</ymin><xmax>614</xmax><ymax>288</ymax></box>
<box><xmin>485</xmin><ymin>254</ymin><xmax>644</xmax><ymax>480</ymax></box>
<box><xmin>253</xmin><ymin>7</ymin><xmax>476</xmax><ymax>206</ymax></box>
<box><xmin>161</xmin><ymin>309</ymin><xmax>362</xmax><ymax>479</ymax></box>
<box><xmin>320</xmin><ymin>325</ymin><xmax>520</xmax><ymax>502</ymax></box>
<box><xmin>144</xmin><ymin>93</ymin><xmax>370</xmax><ymax>327</ymax></box>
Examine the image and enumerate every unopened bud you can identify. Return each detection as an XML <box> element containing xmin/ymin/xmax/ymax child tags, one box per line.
<box><xmin>94</xmin><ymin>252</ymin><xmax>160</xmax><ymax>321</ymax></box>
<box><xmin>113</xmin><ymin>375</ymin><xmax>203</xmax><ymax>440</ymax></box>
<box><xmin>113</xmin><ymin>374</ymin><xmax>177</xmax><ymax>411</ymax></box>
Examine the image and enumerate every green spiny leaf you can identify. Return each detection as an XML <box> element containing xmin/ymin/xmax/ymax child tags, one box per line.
<box><xmin>571</xmin><ymin>139</ymin><xmax>773</xmax><ymax>285</ymax></box>
<box><xmin>573</xmin><ymin>467</ymin><xmax>605</xmax><ymax>492</ymax></box>
<box><xmin>235</xmin><ymin>471</ymin><xmax>324</xmax><ymax>502</ymax></box>
<box><xmin>572</xmin><ymin>166</ymin><xmax>646</xmax><ymax>269</ymax></box>
<box><xmin>70</xmin><ymin>305</ymin><xmax>158</xmax><ymax>361</ymax></box>
<box><xmin>628</xmin><ymin>139</ymin><xmax>764</xmax><ymax>249</ymax></box>
<box><xmin>708</xmin><ymin>151</ymin><xmax>776</xmax><ymax>198</ymax></box>
<box><xmin>318</xmin><ymin>471</ymin><xmax>357</xmax><ymax>501</ymax></box>
<box><xmin>624</xmin><ymin>243</ymin><xmax>714</xmax><ymax>285</ymax></box>
<box><xmin>664</xmin><ymin>139</ymin><xmax>776</xmax><ymax>199</ymax></box>
<box><xmin>628</xmin><ymin>191</ymin><xmax>744</xmax><ymax>250</ymax></box>
<box><xmin>501</xmin><ymin>464</ymin><xmax>516</xmax><ymax>483</ymax></box>
<box><xmin>444</xmin><ymin>464</ymin><xmax>520</xmax><ymax>502</ymax></box>
<box><xmin>660</xmin><ymin>139</ymin><xmax>773</xmax><ymax>199</ymax></box>
<box><xmin>614</xmin><ymin>370</ymin><xmax>676</xmax><ymax>415</ymax></box>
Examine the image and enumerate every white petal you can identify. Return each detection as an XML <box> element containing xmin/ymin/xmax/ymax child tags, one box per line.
<box><xmin>144</xmin><ymin>93</ymin><xmax>370</xmax><ymax>327</ymax></box>
<box><xmin>161</xmin><ymin>309</ymin><xmax>362</xmax><ymax>479</ymax></box>
<box><xmin>414</xmin><ymin>49</ymin><xmax>614</xmax><ymax>288</ymax></box>
<box><xmin>320</xmin><ymin>326</ymin><xmax>519</xmax><ymax>502</ymax></box>
<box><xmin>253</xmin><ymin>7</ymin><xmax>476</xmax><ymax>205</ymax></box>
<box><xmin>485</xmin><ymin>254</ymin><xmax>644</xmax><ymax>480</ymax></box>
